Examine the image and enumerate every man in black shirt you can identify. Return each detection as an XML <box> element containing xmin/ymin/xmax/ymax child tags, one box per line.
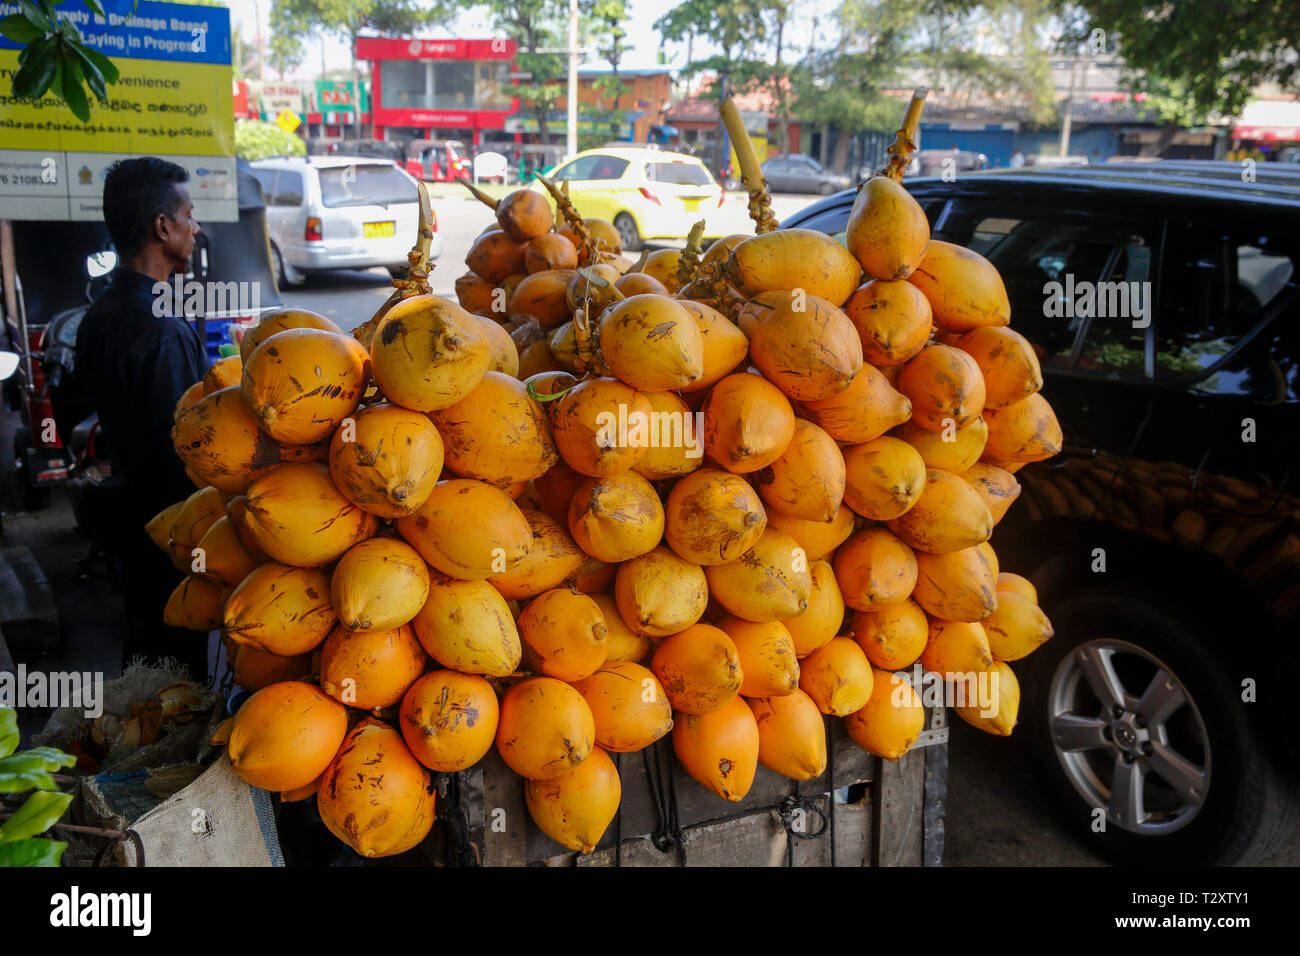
<box><xmin>76</xmin><ymin>157</ymin><xmax>211</xmax><ymax>682</ymax></box>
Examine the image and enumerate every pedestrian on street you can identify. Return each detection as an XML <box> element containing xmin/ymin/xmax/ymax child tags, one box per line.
<box><xmin>74</xmin><ymin>157</ymin><xmax>211</xmax><ymax>683</ymax></box>
<box><xmin>1009</xmin><ymin>148</ymin><xmax>1026</xmax><ymax>168</ymax></box>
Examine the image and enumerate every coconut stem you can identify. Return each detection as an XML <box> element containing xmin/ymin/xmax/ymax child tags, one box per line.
<box><xmin>352</xmin><ymin>182</ymin><xmax>435</xmax><ymax>350</ymax></box>
<box><xmin>536</xmin><ymin>174</ymin><xmax>597</xmax><ymax>266</ymax></box>
<box><xmin>457</xmin><ymin>178</ymin><xmax>501</xmax><ymax>211</ymax></box>
<box><xmin>720</xmin><ymin>98</ymin><xmax>777</xmax><ymax>235</ymax></box>
<box><xmin>572</xmin><ymin>303</ymin><xmax>599</xmax><ymax>374</ymax></box>
<box><xmin>677</xmin><ymin>220</ymin><xmax>707</xmax><ymax>289</ymax></box>
<box><xmin>881</xmin><ymin>88</ymin><xmax>929</xmax><ymax>181</ymax></box>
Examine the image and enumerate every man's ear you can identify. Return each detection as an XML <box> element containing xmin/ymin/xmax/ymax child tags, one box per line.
<box><xmin>153</xmin><ymin>213</ymin><xmax>170</xmax><ymax>245</ymax></box>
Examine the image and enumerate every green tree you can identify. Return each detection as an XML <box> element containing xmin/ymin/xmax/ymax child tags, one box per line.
<box><xmin>655</xmin><ymin>0</ymin><xmax>773</xmax><ymax>168</ymax></box>
<box><xmin>269</xmin><ymin>0</ymin><xmax>452</xmax><ymax>134</ymax></box>
<box><xmin>792</xmin><ymin>0</ymin><xmax>1058</xmax><ymax>170</ymax></box>
<box><xmin>655</xmin><ymin>0</ymin><xmax>770</xmax><ymax>96</ymax></box>
<box><xmin>484</xmin><ymin>0</ymin><xmax>567</xmax><ymax>145</ymax></box>
<box><xmin>1070</xmin><ymin>0</ymin><xmax>1299</xmax><ymax>119</ymax></box>
<box><xmin>234</xmin><ymin>117</ymin><xmax>308</xmax><ymax>159</ymax></box>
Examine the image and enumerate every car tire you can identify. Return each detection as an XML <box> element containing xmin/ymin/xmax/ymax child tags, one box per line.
<box><xmin>270</xmin><ymin>243</ymin><xmax>304</xmax><ymax>289</ymax></box>
<box><xmin>614</xmin><ymin>213</ymin><xmax>641</xmax><ymax>253</ymax></box>
<box><xmin>1020</xmin><ymin>587</ymin><xmax>1299</xmax><ymax>865</ymax></box>
<box><xmin>819</xmin><ymin>182</ymin><xmax>836</xmax><ymax>195</ymax></box>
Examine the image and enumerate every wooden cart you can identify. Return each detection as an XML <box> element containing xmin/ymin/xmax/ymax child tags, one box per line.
<box><xmin>455</xmin><ymin>703</ymin><xmax>949</xmax><ymax>867</ymax></box>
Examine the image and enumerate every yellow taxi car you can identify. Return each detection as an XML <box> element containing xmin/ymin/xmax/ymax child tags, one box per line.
<box><xmin>530</xmin><ymin>146</ymin><xmax>726</xmax><ymax>251</ymax></box>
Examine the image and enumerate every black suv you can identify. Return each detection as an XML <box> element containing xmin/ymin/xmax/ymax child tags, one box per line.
<box><xmin>784</xmin><ymin>162</ymin><xmax>1300</xmax><ymax>865</ymax></box>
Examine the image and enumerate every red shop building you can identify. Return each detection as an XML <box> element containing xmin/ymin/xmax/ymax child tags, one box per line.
<box><xmin>355</xmin><ymin>37</ymin><xmax>519</xmax><ymax>147</ymax></box>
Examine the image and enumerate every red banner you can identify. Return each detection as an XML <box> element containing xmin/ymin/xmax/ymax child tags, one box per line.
<box><xmin>355</xmin><ymin>37</ymin><xmax>516</xmax><ymax>61</ymax></box>
<box><xmin>371</xmin><ymin>108</ymin><xmax>511</xmax><ymax>129</ymax></box>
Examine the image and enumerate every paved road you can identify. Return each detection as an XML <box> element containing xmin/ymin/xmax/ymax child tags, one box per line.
<box><xmin>281</xmin><ymin>191</ymin><xmax>823</xmax><ymax>330</ymax></box>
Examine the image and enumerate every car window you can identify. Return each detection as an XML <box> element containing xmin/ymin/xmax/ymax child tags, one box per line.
<box><xmin>251</xmin><ymin>169</ymin><xmax>277</xmax><ymax>204</ymax></box>
<box><xmin>587</xmin><ymin>155</ymin><xmax>630</xmax><ymax>180</ymax></box>
<box><xmin>764</xmin><ymin>159</ymin><xmax>788</xmax><ymax>174</ymax></box>
<box><xmin>935</xmin><ymin>199</ymin><xmax>1149</xmax><ymax>374</ymax></box>
<box><xmin>271</xmin><ymin>170</ymin><xmax>303</xmax><ymax>207</ymax></box>
<box><xmin>1074</xmin><ymin>240</ymin><xmax>1154</xmax><ymax>380</ymax></box>
<box><xmin>647</xmin><ymin>162</ymin><xmax>712</xmax><ymax>186</ymax></box>
<box><xmin>318</xmin><ymin>164</ymin><xmax>417</xmax><ymax>208</ymax></box>
<box><xmin>551</xmin><ymin>156</ymin><xmax>600</xmax><ymax>182</ymax></box>
<box><xmin>1156</xmin><ymin>222</ymin><xmax>1297</xmax><ymax>379</ymax></box>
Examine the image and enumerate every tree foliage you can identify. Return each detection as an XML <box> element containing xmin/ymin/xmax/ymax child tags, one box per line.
<box><xmin>0</xmin><ymin>0</ymin><xmax>126</xmax><ymax>122</ymax></box>
<box><xmin>234</xmin><ymin>117</ymin><xmax>308</xmax><ymax>159</ymax></box>
<box><xmin>483</xmin><ymin>0</ymin><xmax>568</xmax><ymax>143</ymax></box>
<box><xmin>1069</xmin><ymin>0</ymin><xmax>1299</xmax><ymax>119</ymax></box>
<box><xmin>268</xmin><ymin>0</ymin><xmax>451</xmax><ymax>76</ymax></box>
<box><xmin>654</xmin><ymin>0</ymin><xmax>770</xmax><ymax>97</ymax></box>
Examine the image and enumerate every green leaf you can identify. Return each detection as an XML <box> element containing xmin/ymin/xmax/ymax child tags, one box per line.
<box><xmin>60</xmin><ymin>50</ymin><xmax>91</xmax><ymax>122</ymax></box>
<box><xmin>0</xmin><ymin>709</ymin><xmax>17</xmax><ymax>759</ymax></box>
<box><xmin>0</xmin><ymin>769</ymin><xmax>57</xmax><ymax>793</ymax></box>
<box><xmin>0</xmin><ymin>790</ymin><xmax>73</xmax><ymax>844</ymax></box>
<box><xmin>82</xmin><ymin>0</ymin><xmax>105</xmax><ymax>16</ymax></box>
<box><xmin>37</xmin><ymin>0</ymin><xmax>57</xmax><ymax>24</ymax></box>
<box><xmin>11</xmin><ymin>36</ymin><xmax>58</xmax><ymax>99</ymax></box>
<box><xmin>69</xmin><ymin>41</ymin><xmax>106</xmax><ymax>101</ymax></box>
<box><xmin>78</xmin><ymin>42</ymin><xmax>119</xmax><ymax>84</ymax></box>
<box><xmin>16</xmin><ymin>747</ymin><xmax>76</xmax><ymax>771</ymax></box>
<box><xmin>16</xmin><ymin>0</ymin><xmax>53</xmax><ymax>32</ymax></box>
<box><xmin>0</xmin><ymin>12</ymin><xmax>43</xmax><ymax>42</ymax></box>
<box><xmin>0</xmin><ymin>837</ymin><xmax>66</xmax><ymax>867</ymax></box>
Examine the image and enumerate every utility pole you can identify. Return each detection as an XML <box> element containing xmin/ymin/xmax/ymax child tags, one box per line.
<box><xmin>253</xmin><ymin>0</ymin><xmax>264</xmax><ymax>80</ymax></box>
<box><xmin>567</xmin><ymin>0</ymin><xmax>579</xmax><ymax>160</ymax></box>
<box><xmin>1058</xmin><ymin>53</ymin><xmax>1079</xmax><ymax>158</ymax></box>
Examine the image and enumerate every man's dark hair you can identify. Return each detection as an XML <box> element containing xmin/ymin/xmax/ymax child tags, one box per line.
<box><xmin>103</xmin><ymin>157</ymin><xmax>189</xmax><ymax>258</ymax></box>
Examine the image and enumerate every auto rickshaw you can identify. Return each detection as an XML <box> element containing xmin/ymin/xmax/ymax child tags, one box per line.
<box><xmin>404</xmin><ymin>139</ymin><xmax>471</xmax><ymax>182</ymax></box>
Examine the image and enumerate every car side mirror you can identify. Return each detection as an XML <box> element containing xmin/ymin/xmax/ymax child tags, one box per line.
<box><xmin>87</xmin><ymin>251</ymin><xmax>117</xmax><ymax>278</ymax></box>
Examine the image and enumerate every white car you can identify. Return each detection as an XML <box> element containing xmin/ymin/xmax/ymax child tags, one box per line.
<box><xmin>249</xmin><ymin>155</ymin><xmax>440</xmax><ymax>286</ymax></box>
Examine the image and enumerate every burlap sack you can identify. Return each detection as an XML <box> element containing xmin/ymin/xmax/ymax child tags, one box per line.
<box><xmin>121</xmin><ymin>753</ymin><xmax>284</xmax><ymax>867</ymax></box>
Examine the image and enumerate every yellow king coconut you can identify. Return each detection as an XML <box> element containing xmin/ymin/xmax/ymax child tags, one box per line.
<box><xmin>525</xmin><ymin>746</ymin><xmax>621</xmax><ymax>854</ymax></box>
<box><xmin>704</xmin><ymin>527</ymin><xmax>812</xmax><ymax>623</ymax></box>
<box><xmin>597</xmin><ymin>294</ymin><xmax>705</xmax><ymax>392</ymax></box>
<box><xmin>330</xmin><ymin>538</ymin><xmax>431</xmax><ymax>633</ymax></box>
<box><xmin>239</xmin><ymin>307</ymin><xmax>343</xmax><ymax>362</ymax></box>
<box><xmin>241</xmin><ymin>463</ymin><xmax>377</xmax><ymax>567</ymax></box>
<box><xmin>746</xmin><ymin>293</ymin><xmax>863</xmax><ymax>402</ymax></box>
<box><xmin>396</xmin><ymin>478</ymin><xmax>532</xmax><ymax>580</ymax></box>
<box><xmin>845</xmin><ymin>175</ymin><xmax>931</xmax><ymax>281</ymax></box>
<box><xmin>227</xmin><ymin>681</ymin><xmax>348</xmax><ymax>792</ymax></box>
<box><xmin>172</xmin><ymin>387</ymin><xmax>327</xmax><ymax>494</ymax></box>
<box><xmin>328</xmin><ymin>403</ymin><xmax>444</xmax><ymax>518</ymax></box>
<box><xmin>223</xmin><ymin>562</ymin><xmax>337</xmax><ymax>656</ymax></box>
<box><xmin>317</xmin><ymin>719</ymin><xmax>437</xmax><ymax>858</ymax></box>
<box><xmin>241</xmin><ymin>328</ymin><xmax>370</xmax><ymax>445</ymax></box>
<box><xmin>369</xmin><ymin>294</ymin><xmax>491</xmax><ymax>412</ymax></box>
<box><xmin>427</xmin><ymin>371</ymin><xmax>558</xmax><ymax>487</ymax></box>
<box><xmin>411</xmin><ymin>571</ymin><xmax>522</xmax><ymax>677</ymax></box>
